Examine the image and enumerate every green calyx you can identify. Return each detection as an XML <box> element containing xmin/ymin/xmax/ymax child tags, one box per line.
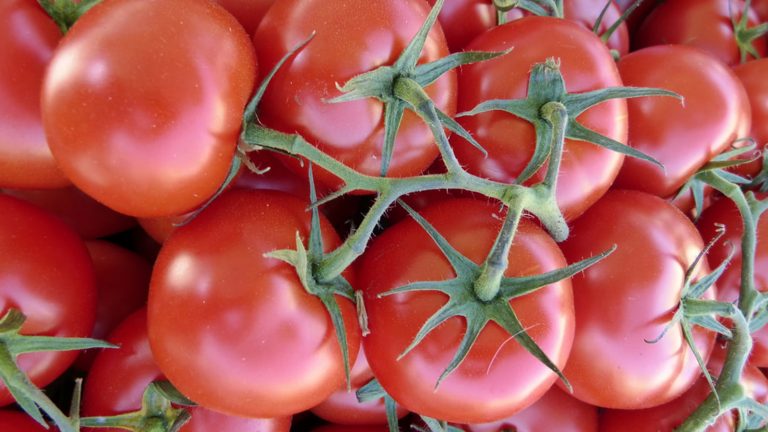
<box><xmin>37</xmin><ymin>0</ymin><xmax>101</xmax><ymax>34</ymax></box>
<box><xmin>734</xmin><ymin>0</ymin><xmax>768</xmax><ymax>63</ymax></box>
<box><xmin>79</xmin><ymin>382</ymin><xmax>192</xmax><ymax>432</ymax></box>
<box><xmin>381</xmin><ymin>201</ymin><xmax>613</xmax><ymax>390</ymax></box>
<box><xmin>327</xmin><ymin>0</ymin><xmax>509</xmax><ymax>176</ymax></box>
<box><xmin>458</xmin><ymin>57</ymin><xmax>675</xmax><ymax>185</ymax></box>
<box><xmin>0</xmin><ymin>309</ymin><xmax>115</xmax><ymax>432</ymax></box>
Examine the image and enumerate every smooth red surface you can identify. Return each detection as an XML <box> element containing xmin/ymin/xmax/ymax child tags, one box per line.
<box><xmin>148</xmin><ymin>189</ymin><xmax>360</xmax><ymax>418</ymax></box>
<box><xmin>0</xmin><ymin>0</ymin><xmax>68</xmax><ymax>189</ymax></box>
<box><xmin>42</xmin><ymin>0</ymin><xmax>256</xmax><ymax>217</ymax></box>
<box><xmin>0</xmin><ymin>410</ymin><xmax>52</xmax><ymax>431</ymax></box>
<box><xmin>614</xmin><ymin>45</ymin><xmax>751</xmax><ymax>198</ymax></box>
<box><xmin>84</xmin><ymin>309</ymin><xmax>291</xmax><ymax>432</ymax></box>
<box><xmin>253</xmin><ymin>0</ymin><xmax>454</xmax><ymax>190</ymax></box>
<box><xmin>0</xmin><ymin>194</ymin><xmax>96</xmax><ymax>406</ymax></box>
<box><xmin>452</xmin><ymin>16</ymin><xmax>626</xmax><ymax>221</ymax></box>
<box><xmin>560</xmin><ymin>190</ymin><xmax>716</xmax><ymax>409</ymax></box>
<box><xmin>360</xmin><ymin>198</ymin><xmax>574</xmax><ymax>423</ymax></box>
<box><xmin>733</xmin><ymin>58</ymin><xmax>768</xmax><ymax>177</ymax></box>
<box><xmin>633</xmin><ymin>0</ymin><xmax>767</xmax><ymax>66</ymax></box>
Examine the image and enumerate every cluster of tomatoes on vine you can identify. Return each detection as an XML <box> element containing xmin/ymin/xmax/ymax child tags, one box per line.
<box><xmin>1</xmin><ymin>0</ymin><xmax>768</xmax><ymax>431</ymax></box>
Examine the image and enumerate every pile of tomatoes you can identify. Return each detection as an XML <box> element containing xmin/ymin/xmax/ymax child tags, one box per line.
<box><xmin>1</xmin><ymin>0</ymin><xmax>768</xmax><ymax>431</ymax></box>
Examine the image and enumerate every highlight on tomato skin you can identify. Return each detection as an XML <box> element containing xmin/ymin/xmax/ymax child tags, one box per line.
<box><xmin>41</xmin><ymin>0</ymin><xmax>257</xmax><ymax>218</ymax></box>
<box><xmin>147</xmin><ymin>188</ymin><xmax>361</xmax><ymax>419</ymax></box>
<box><xmin>559</xmin><ymin>189</ymin><xmax>717</xmax><ymax>410</ymax></box>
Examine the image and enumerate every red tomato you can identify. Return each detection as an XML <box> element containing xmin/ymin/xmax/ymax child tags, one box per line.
<box><xmin>560</xmin><ymin>0</ymin><xmax>630</xmax><ymax>56</ymax></box>
<box><xmin>253</xmin><ymin>0</ymin><xmax>454</xmax><ymax>190</ymax></box>
<box><xmin>42</xmin><ymin>0</ymin><xmax>256</xmax><ymax>218</ymax></box>
<box><xmin>75</xmin><ymin>240</ymin><xmax>151</xmax><ymax>370</ymax></box>
<box><xmin>451</xmin><ymin>16</ymin><xmax>626</xmax><ymax>221</ymax></box>
<box><xmin>148</xmin><ymin>189</ymin><xmax>361</xmax><ymax>418</ymax></box>
<box><xmin>753</xmin><ymin>0</ymin><xmax>768</xmax><ymax>20</ymax></box>
<box><xmin>311</xmin><ymin>350</ymin><xmax>409</xmax><ymax>425</ymax></box>
<box><xmin>614</xmin><ymin>0</ymin><xmax>659</xmax><ymax>33</ymax></box>
<box><xmin>83</xmin><ymin>309</ymin><xmax>291</xmax><ymax>432</ymax></box>
<box><xmin>213</xmin><ymin>0</ymin><xmax>275</xmax><ymax>35</ymax></box>
<box><xmin>0</xmin><ymin>410</ymin><xmax>51</xmax><ymax>431</ymax></box>
<box><xmin>1</xmin><ymin>186</ymin><xmax>135</xmax><ymax>239</ymax></box>
<box><xmin>0</xmin><ymin>194</ymin><xmax>96</xmax><ymax>406</ymax></box>
<box><xmin>311</xmin><ymin>426</ymin><xmax>389</xmax><ymax>432</ymax></box>
<box><xmin>633</xmin><ymin>0</ymin><xmax>767</xmax><ymax>66</ymax></box>
<box><xmin>0</xmin><ymin>0</ymin><xmax>68</xmax><ymax>189</ymax></box>
<box><xmin>459</xmin><ymin>385</ymin><xmax>598</xmax><ymax>432</ymax></box>
<box><xmin>613</xmin><ymin>45</ymin><xmax>751</xmax><ymax>199</ymax></box>
<box><xmin>360</xmin><ymin>198</ymin><xmax>574</xmax><ymax>424</ymax></box>
<box><xmin>732</xmin><ymin>58</ymin><xmax>768</xmax><ymax>178</ymax></box>
<box><xmin>560</xmin><ymin>190</ymin><xmax>717</xmax><ymax>409</ymax></box>
<box><xmin>697</xmin><ymin>193</ymin><xmax>768</xmax><ymax>366</ymax></box>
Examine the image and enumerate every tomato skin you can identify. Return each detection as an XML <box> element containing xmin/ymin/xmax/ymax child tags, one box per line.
<box><xmin>83</xmin><ymin>309</ymin><xmax>291</xmax><ymax>432</ymax></box>
<box><xmin>212</xmin><ymin>0</ymin><xmax>275</xmax><ymax>35</ymax></box>
<box><xmin>732</xmin><ymin>58</ymin><xmax>768</xmax><ymax>177</ymax></box>
<box><xmin>0</xmin><ymin>410</ymin><xmax>52</xmax><ymax>431</ymax></box>
<box><xmin>613</xmin><ymin>45</ymin><xmax>751</xmax><ymax>199</ymax></box>
<box><xmin>42</xmin><ymin>0</ymin><xmax>256</xmax><ymax>218</ymax></box>
<box><xmin>0</xmin><ymin>0</ymin><xmax>68</xmax><ymax>189</ymax></box>
<box><xmin>0</xmin><ymin>194</ymin><xmax>96</xmax><ymax>406</ymax></box>
<box><xmin>696</xmin><ymin>193</ymin><xmax>768</xmax><ymax>367</ymax></box>
<box><xmin>560</xmin><ymin>190</ymin><xmax>717</xmax><ymax>409</ymax></box>
<box><xmin>633</xmin><ymin>0</ymin><xmax>767</xmax><ymax>66</ymax></box>
<box><xmin>360</xmin><ymin>198</ymin><xmax>574</xmax><ymax>424</ymax></box>
<box><xmin>459</xmin><ymin>385</ymin><xmax>598</xmax><ymax>432</ymax></box>
<box><xmin>451</xmin><ymin>16</ymin><xmax>626</xmax><ymax>221</ymax></box>
<box><xmin>148</xmin><ymin>189</ymin><xmax>360</xmax><ymax>419</ymax></box>
<box><xmin>253</xmin><ymin>0</ymin><xmax>454</xmax><ymax>190</ymax></box>
<box><xmin>2</xmin><ymin>186</ymin><xmax>136</xmax><ymax>239</ymax></box>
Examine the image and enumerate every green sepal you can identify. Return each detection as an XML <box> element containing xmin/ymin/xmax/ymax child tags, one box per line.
<box><xmin>493</xmin><ymin>0</ymin><xmax>549</xmax><ymax>16</ymax></box>
<box><xmin>458</xmin><ymin>58</ymin><xmax>673</xmax><ymax>184</ymax></box>
<box><xmin>80</xmin><ymin>381</ymin><xmax>192</xmax><ymax>432</ymax></box>
<box><xmin>734</xmin><ymin>398</ymin><xmax>768</xmax><ymax>431</ymax></box>
<box><xmin>414</xmin><ymin>50</ymin><xmax>512</xmax><ymax>88</ymax></box>
<box><xmin>733</xmin><ymin>0</ymin><xmax>768</xmax><ymax>63</ymax></box>
<box><xmin>355</xmin><ymin>378</ymin><xmax>400</xmax><ymax>432</ymax></box>
<box><xmin>0</xmin><ymin>309</ymin><xmax>116</xmax><ymax>432</ymax></box>
<box><xmin>384</xmin><ymin>201</ymin><xmax>581</xmax><ymax>390</ymax></box>
<box><xmin>154</xmin><ymin>381</ymin><xmax>197</xmax><ymax>407</ymax></box>
<box><xmin>38</xmin><ymin>0</ymin><xmax>101</xmax><ymax>34</ymax></box>
<box><xmin>418</xmin><ymin>415</ymin><xmax>463</xmax><ymax>432</ymax></box>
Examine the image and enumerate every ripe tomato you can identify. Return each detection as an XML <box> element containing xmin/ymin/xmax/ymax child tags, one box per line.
<box><xmin>0</xmin><ymin>0</ymin><xmax>68</xmax><ymax>189</ymax></box>
<box><xmin>459</xmin><ymin>385</ymin><xmax>598</xmax><ymax>432</ymax></box>
<box><xmin>1</xmin><ymin>186</ymin><xmax>135</xmax><ymax>239</ymax></box>
<box><xmin>451</xmin><ymin>16</ymin><xmax>626</xmax><ymax>221</ymax></box>
<box><xmin>613</xmin><ymin>45</ymin><xmax>751</xmax><ymax>199</ymax></box>
<box><xmin>42</xmin><ymin>0</ymin><xmax>256</xmax><ymax>218</ymax></box>
<box><xmin>360</xmin><ymin>198</ymin><xmax>574</xmax><ymax>424</ymax></box>
<box><xmin>148</xmin><ymin>189</ymin><xmax>360</xmax><ymax>418</ymax></box>
<box><xmin>0</xmin><ymin>410</ymin><xmax>51</xmax><ymax>431</ymax></box>
<box><xmin>253</xmin><ymin>0</ymin><xmax>454</xmax><ymax>190</ymax></box>
<box><xmin>696</xmin><ymin>193</ymin><xmax>768</xmax><ymax>367</ymax></box>
<box><xmin>560</xmin><ymin>190</ymin><xmax>717</xmax><ymax>409</ymax></box>
<box><xmin>732</xmin><ymin>58</ymin><xmax>768</xmax><ymax>178</ymax></box>
<box><xmin>633</xmin><ymin>0</ymin><xmax>767</xmax><ymax>66</ymax></box>
<box><xmin>212</xmin><ymin>0</ymin><xmax>275</xmax><ymax>35</ymax></box>
<box><xmin>83</xmin><ymin>309</ymin><xmax>291</xmax><ymax>432</ymax></box>
<box><xmin>0</xmin><ymin>194</ymin><xmax>96</xmax><ymax>406</ymax></box>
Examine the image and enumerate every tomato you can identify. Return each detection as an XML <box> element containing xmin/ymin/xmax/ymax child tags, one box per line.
<box><xmin>148</xmin><ymin>189</ymin><xmax>361</xmax><ymax>418</ymax></box>
<box><xmin>311</xmin><ymin>425</ymin><xmax>389</xmax><ymax>432</ymax></box>
<box><xmin>560</xmin><ymin>0</ymin><xmax>629</xmax><ymax>56</ymax></box>
<box><xmin>633</xmin><ymin>0</ymin><xmax>767</xmax><ymax>66</ymax></box>
<box><xmin>360</xmin><ymin>198</ymin><xmax>574</xmax><ymax>424</ymax></box>
<box><xmin>753</xmin><ymin>0</ymin><xmax>768</xmax><ymax>20</ymax></box>
<box><xmin>696</xmin><ymin>193</ymin><xmax>768</xmax><ymax>367</ymax></box>
<box><xmin>429</xmin><ymin>0</ymin><xmax>497</xmax><ymax>52</ymax></box>
<box><xmin>451</xmin><ymin>16</ymin><xmax>626</xmax><ymax>221</ymax></box>
<box><xmin>614</xmin><ymin>0</ymin><xmax>660</xmax><ymax>34</ymax></box>
<box><xmin>613</xmin><ymin>45</ymin><xmax>751</xmax><ymax>199</ymax></box>
<box><xmin>560</xmin><ymin>190</ymin><xmax>717</xmax><ymax>409</ymax></box>
<box><xmin>75</xmin><ymin>240</ymin><xmax>151</xmax><ymax>370</ymax></box>
<box><xmin>1</xmin><ymin>186</ymin><xmax>135</xmax><ymax>239</ymax></box>
<box><xmin>598</xmin><ymin>341</ymin><xmax>768</xmax><ymax>431</ymax></box>
<box><xmin>311</xmin><ymin>350</ymin><xmax>409</xmax><ymax>425</ymax></box>
<box><xmin>459</xmin><ymin>385</ymin><xmax>598</xmax><ymax>432</ymax></box>
<box><xmin>0</xmin><ymin>410</ymin><xmax>51</xmax><ymax>431</ymax></box>
<box><xmin>732</xmin><ymin>58</ymin><xmax>768</xmax><ymax>178</ymax></box>
<box><xmin>83</xmin><ymin>309</ymin><xmax>291</xmax><ymax>432</ymax></box>
<box><xmin>41</xmin><ymin>0</ymin><xmax>256</xmax><ymax>218</ymax></box>
<box><xmin>253</xmin><ymin>0</ymin><xmax>454</xmax><ymax>190</ymax></box>
<box><xmin>212</xmin><ymin>0</ymin><xmax>275</xmax><ymax>35</ymax></box>
<box><xmin>0</xmin><ymin>194</ymin><xmax>96</xmax><ymax>406</ymax></box>
<box><xmin>0</xmin><ymin>0</ymin><xmax>68</xmax><ymax>189</ymax></box>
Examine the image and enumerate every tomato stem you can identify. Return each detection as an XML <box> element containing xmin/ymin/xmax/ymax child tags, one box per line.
<box><xmin>473</xmin><ymin>205</ymin><xmax>524</xmax><ymax>302</ymax></box>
